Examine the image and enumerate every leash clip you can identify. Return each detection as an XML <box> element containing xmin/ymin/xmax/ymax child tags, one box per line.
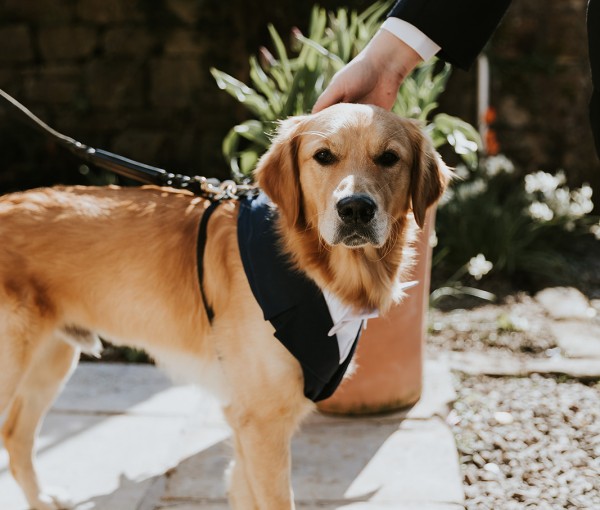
<box><xmin>195</xmin><ymin>176</ymin><xmax>257</xmax><ymax>201</ymax></box>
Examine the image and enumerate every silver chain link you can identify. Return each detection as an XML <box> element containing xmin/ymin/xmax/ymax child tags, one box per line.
<box><xmin>194</xmin><ymin>176</ymin><xmax>257</xmax><ymax>201</ymax></box>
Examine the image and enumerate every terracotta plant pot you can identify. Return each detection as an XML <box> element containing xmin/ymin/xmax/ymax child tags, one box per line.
<box><xmin>318</xmin><ymin>213</ymin><xmax>435</xmax><ymax>415</ymax></box>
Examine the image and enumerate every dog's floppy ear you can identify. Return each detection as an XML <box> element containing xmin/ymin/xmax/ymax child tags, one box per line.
<box><xmin>407</xmin><ymin>121</ymin><xmax>452</xmax><ymax>229</ymax></box>
<box><xmin>254</xmin><ymin>116</ymin><xmax>306</xmax><ymax>227</ymax></box>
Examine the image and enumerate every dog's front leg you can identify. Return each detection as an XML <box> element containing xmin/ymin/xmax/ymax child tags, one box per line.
<box><xmin>225</xmin><ymin>433</ymin><xmax>259</xmax><ymax>510</ymax></box>
<box><xmin>224</xmin><ymin>404</ymin><xmax>303</xmax><ymax>510</ymax></box>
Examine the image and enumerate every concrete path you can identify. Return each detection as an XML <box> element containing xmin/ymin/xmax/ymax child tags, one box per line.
<box><xmin>2</xmin><ymin>286</ymin><xmax>597</xmax><ymax>510</ymax></box>
<box><xmin>0</xmin><ymin>360</ymin><xmax>463</xmax><ymax>510</ymax></box>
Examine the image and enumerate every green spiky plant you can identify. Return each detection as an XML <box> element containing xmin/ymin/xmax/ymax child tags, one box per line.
<box><xmin>211</xmin><ymin>2</ymin><xmax>480</xmax><ymax>181</ymax></box>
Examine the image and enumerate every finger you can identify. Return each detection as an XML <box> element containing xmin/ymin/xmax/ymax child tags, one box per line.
<box><xmin>312</xmin><ymin>85</ymin><xmax>345</xmax><ymax>113</ymax></box>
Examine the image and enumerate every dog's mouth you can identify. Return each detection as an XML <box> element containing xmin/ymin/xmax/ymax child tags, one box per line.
<box><xmin>334</xmin><ymin>225</ymin><xmax>381</xmax><ymax>248</ymax></box>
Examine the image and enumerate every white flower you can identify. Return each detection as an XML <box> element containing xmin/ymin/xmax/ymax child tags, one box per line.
<box><xmin>454</xmin><ymin>163</ymin><xmax>470</xmax><ymax>180</ymax></box>
<box><xmin>483</xmin><ymin>154</ymin><xmax>515</xmax><ymax>177</ymax></box>
<box><xmin>468</xmin><ymin>254</ymin><xmax>493</xmax><ymax>280</ymax></box>
<box><xmin>569</xmin><ymin>186</ymin><xmax>594</xmax><ymax>217</ymax></box>
<box><xmin>429</xmin><ymin>231</ymin><xmax>438</xmax><ymax>248</ymax></box>
<box><xmin>524</xmin><ymin>171</ymin><xmax>566</xmax><ymax>195</ymax></box>
<box><xmin>591</xmin><ymin>222</ymin><xmax>600</xmax><ymax>240</ymax></box>
<box><xmin>458</xmin><ymin>178</ymin><xmax>488</xmax><ymax>200</ymax></box>
<box><xmin>579</xmin><ymin>184</ymin><xmax>593</xmax><ymax>200</ymax></box>
<box><xmin>548</xmin><ymin>187</ymin><xmax>571</xmax><ymax>217</ymax></box>
<box><xmin>448</xmin><ymin>130</ymin><xmax>479</xmax><ymax>155</ymax></box>
<box><xmin>439</xmin><ymin>187</ymin><xmax>454</xmax><ymax>206</ymax></box>
<box><xmin>528</xmin><ymin>201</ymin><xmax>554</xmax><ymax>222</ymax></box>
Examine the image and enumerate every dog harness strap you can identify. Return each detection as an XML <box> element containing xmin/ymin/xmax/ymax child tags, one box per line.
<box><xmin>196</xmin><ymin>200</ymin><xmax>222</xmax><ymax>324</ymax></box>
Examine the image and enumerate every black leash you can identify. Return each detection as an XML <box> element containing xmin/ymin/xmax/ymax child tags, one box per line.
<box><xmin>0</xmin><ymin>88</ymin><xmax>253</xmax><ymax>198</ymax></box>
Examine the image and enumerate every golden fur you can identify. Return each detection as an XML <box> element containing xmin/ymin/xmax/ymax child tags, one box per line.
<box><xmin>0</xmin><ymin>104</ymin><xmax>449</xmax><ymax>510</ymax></box>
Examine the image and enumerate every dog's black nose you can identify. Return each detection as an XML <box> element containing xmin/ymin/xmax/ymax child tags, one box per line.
<box><xmin>336</xmin><ymin>195</ymin><xmax>377</xmax><ymax>225</ymax></box>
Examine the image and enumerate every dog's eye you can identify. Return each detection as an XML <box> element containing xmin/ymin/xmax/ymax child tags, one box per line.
<box><xmin>313</xmin><ymin>149</ymin><xmax>336</xmax><ymax>166</ymax></box>
<box><xmin>375</xmin><ymin>151</ymin><xmax>400</xmax><ymax>167</ymax></box>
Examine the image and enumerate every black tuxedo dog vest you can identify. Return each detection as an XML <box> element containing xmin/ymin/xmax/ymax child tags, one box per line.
<box><xmin>236</xmin><ymin>192</ymin><xmax>363</xmax><ymax>402</ymax></box>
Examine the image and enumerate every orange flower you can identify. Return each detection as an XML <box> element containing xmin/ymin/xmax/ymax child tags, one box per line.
<box><xmin>486</xmin><ymin>129</ymin><xmax>500</xmax><ymax>155</ymax></box>
<box><xmin>484</xmin><ymin>107</ymin><xmax>497</xmax><ymax>125</ymax></box>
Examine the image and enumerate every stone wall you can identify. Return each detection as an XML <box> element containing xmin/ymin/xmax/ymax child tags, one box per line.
<box><xmin>0</xmin><ymin>0</ymin><xmax>369</xmax><ymax>191</ymax></box>
<box><xmin>0</xmin><ymin>0</ymin><xmax>597</xmax><ymax>195</ymax></box>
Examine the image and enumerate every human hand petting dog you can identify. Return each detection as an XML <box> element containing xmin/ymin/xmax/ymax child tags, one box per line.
<box><xmin>312</xmin><ymin>29</ymin><xmax>422</xmax><ymax>113</ymax></box>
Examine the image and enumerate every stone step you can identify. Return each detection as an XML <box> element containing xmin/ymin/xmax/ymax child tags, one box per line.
<box><xmin>0</xmin><ymin>361</ymin><xmax>463</xmax><ymax>510</ymax></box>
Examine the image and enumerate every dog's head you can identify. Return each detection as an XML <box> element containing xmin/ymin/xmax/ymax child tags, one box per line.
<box><xmin>255</xmin><ymin>104</ymin><xmax>450</xmax><ymax>249</ymax></box>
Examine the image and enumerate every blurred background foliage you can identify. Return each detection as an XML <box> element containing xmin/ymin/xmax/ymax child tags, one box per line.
<box><xmin>210</xmin><ymin>2</ymin><xmax>599</xmax><ymax>301</ymax></box>
<box><xmin>0</xmin><ymin>0</ymin><xmax>598</xmax><ymax>302</ymax></box>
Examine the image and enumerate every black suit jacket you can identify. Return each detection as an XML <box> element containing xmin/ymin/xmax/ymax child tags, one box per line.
<box><xmin>388</xmin><ymin>0</ymin><xmax>512</xmax><ymax>70</ymax></box>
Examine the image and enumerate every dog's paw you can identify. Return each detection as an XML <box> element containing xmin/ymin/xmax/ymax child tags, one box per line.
<box><xmin>30</xmin><ymin>486</ymin><xmax>73</xmax><ymax>510</ymax></box>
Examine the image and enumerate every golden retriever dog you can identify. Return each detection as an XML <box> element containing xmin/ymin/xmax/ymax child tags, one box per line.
<box><xmin>0</xmin><ymin>103</ymin><xmax>449</xmax><ymax>510</ymax></box>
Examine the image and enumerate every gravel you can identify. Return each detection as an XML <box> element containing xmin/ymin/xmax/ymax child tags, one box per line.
<box><xmin>450</xmin><ymin>373</ymin><xmax>600</xmax><ymax>509</ymax></box>
<box><xmin>430</xmin><ymin>241</ymin><xmax>600</xmax><ymax>509</ymax></box>
<box><xmin>428</xmin><ymin>293</ymin><xmax>558</xmax><ymax>357</ymax></box>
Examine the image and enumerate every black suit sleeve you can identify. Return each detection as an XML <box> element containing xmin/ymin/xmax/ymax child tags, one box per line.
<box><xmin>388</xmin><ymin>0</ymin><xmax>512</xmax><ymax>70</ymax></box>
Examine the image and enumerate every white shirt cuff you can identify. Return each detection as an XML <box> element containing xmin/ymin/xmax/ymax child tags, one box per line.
<box><xmin>381</xmin><ymin>18</ymin><xmax>441</xmax><ymax>62</ymax></box>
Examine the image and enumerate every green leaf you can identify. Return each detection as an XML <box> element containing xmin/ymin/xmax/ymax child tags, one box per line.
<box><xmin>240</xmin><ymin>149</ymin><xmax>260</xmax><ymax>175</ymax></box>
<box><xmin>430</xmin><ymin>113</ymin><xmax>482</xmax><ymax>166</ymax></box>
<box><xmin>248</xmin><ymin>56</ymin><xmax>278</xmax><ymax>117</ymax></box>
<box><xmin>268</xmin><ymin>64</ymin><xmax>290</xmax><ymax>93</ymax></box>
<box><xmin>294</xmin><ymin>33</ymin><xmax>345</xmax><ymax>66</ymax></box>
<box><xmin>268</xmin><ymin>24</ymin><xmax>293</xmax><ymax>83</ymax></box>
<box><xmin>210</xmin><ymin>68</ymin><xmax>270</xmax><ymax>117</ymax></box>
<box><xmin>234</xmin><ymin>120</ymin><xmax>270</xmax><ymax>148</ymax></box>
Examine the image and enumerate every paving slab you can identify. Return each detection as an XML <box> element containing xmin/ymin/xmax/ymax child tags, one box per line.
<box><xmin>307</xmin><ymin>358</ymin><xmax>457</xmax><ymax>427</ymax></box>
<box><xmin>296</xmin><ymin>504</ymin><xmax>464</xmax><ymax>510</ymax></box>
<box><xmin>295</xmin><ymin>418</ymin><xmax>463</xmax><ymax>506</ymax></box>
<box><xmin>0</xmin><ymin>361</ymin><xmax>464</xmax><ymax>510</ymax></box>
<box><xmin>0</xmin><ymin>363</ymin><xmax>229</xmax><ymax>510</ymax></box>
<box><xmin>439</xmin><ymin>351</ymin><xmax>527</xmax><ymax>377</ymax></box>
<box><xmin>156</xmin><ymin>502</ymin><xmax>464</xmax><ymax>510</ymax></box>
<box><xmin>440</xmin><ymin>351</ymin><xmax>600</xmax><ymax>379</ymax></box>
<box><xmin>0</xmin><ymin>412</ymin><xmax>190</xmax><ymax>510</ymax></box>
<box><xmin>549</xmin><ymin>320</ymin><xmax>600</xmax><ymax>358</ymax></box>
<box><xmin>535</xmin><ymin>286</ymin><xmax>595</xmax><ymax>320</ymax></box>
<box><xmin>525</xmin><ymin>356</ymin><xmax>600</xmax><ymax>379</ymax></box>
<box><xmin>406</xmin><ymin>358</ymin><xmax>457</xmax><ymax>420</ymax></box>
<box><xmin>52</xmin><ymin>363</ymin><xmax>224</xmax><ymax>423</ymax></box>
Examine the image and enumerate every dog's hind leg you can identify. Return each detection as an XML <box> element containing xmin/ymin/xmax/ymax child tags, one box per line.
<box><xmin>2</xmin><ymin>335</ymin><xmax>78</xmax><ymax>510</ymax></box>
<box><xmin>0</xmin><ymin>344</ymin><xmax>25</xmax><ymax>416</ymax></box>
<box><xmin>0</xmin><ymin>303</ymin><xmax>35</xmax><ymax>416</ymax></box>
